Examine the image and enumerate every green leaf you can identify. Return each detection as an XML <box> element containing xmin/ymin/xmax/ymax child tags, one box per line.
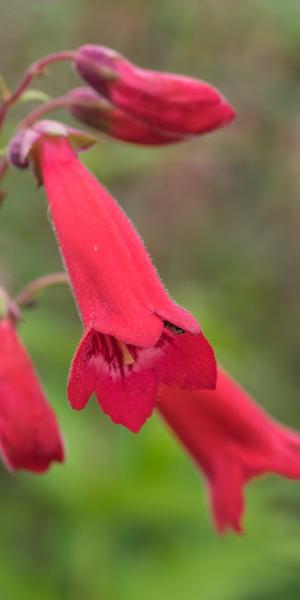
<box><xmin>19</xmin><ymin>89</ymin><xmax>51</xmax><ymax>104</ymax></box>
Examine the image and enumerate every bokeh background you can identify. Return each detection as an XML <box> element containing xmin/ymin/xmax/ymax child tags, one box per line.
<box><xmin>1</xmin><ymin>0</ymin><xmax>300</xmax><ymax>598</ymax></box>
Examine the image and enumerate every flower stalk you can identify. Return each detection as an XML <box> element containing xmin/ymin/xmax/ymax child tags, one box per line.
<box><xmin>0</xmin><ymin>51</ymin><xmax>74</xmax><ymax>129</ymax></box>
<box><xmin>19</xmin><ymin>96</ymin><xmax>70</xmax><ymax>129</ymax></box>
<box><xmin>0</xmin><ymin>157</ymin><xmax>9</xmax><ymax>205</ymax></box>
<box><xmin>14</xmin><ymin>272</ymin><xmax>69</xmax><ymax>308</ymax></box>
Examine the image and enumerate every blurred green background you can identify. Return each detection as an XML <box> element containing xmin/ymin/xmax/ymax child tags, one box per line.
<box><xmin>1</xmin><ymin>0</ymin><xmax>300</xmax><ymax>598</ymax></box>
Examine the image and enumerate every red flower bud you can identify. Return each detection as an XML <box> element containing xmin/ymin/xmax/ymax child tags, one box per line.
<box><xmin>74</xmin><ymin>45</ymin><xmax>235</xmax><ymax>136</ymax></box>
<box><xmin>0</xmin><ymin>317</ymin><xmax>64</xmax><ymax>473</ymax></box>
<box><xmin>68</xmin><ymin>87</ymin><xmax>184</xmax><ymax>145</ymax></box>
<box><xmin>158</xmin><ymin>370</ymin><xmax>300</xmax><ymax>533</ymax></box>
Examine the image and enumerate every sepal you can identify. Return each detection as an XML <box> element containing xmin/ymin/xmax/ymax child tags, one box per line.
<box><xmin>8</xmin><ymin>119</ymin><xmax>96</xmax><ymax>173</ymax></box>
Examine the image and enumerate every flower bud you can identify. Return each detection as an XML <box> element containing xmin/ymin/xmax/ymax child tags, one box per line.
<box><xmin>74</xmin><ymin>45</ymin><xmax>236</xmax><ymax>136</ymax></box>
<box><xmin>68</xmin><ymin>87</ymin><xmax>184</xmax><ymax>145</ymax></box>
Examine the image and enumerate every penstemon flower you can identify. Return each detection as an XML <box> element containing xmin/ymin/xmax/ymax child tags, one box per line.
<box><xmin>0</xmin><ymin>296</ymin><xmax>64</xmax><ymax>473</ymax></box>
<box><xmin>74</xmin><ymin>45</ymin><xmax>235</xmax><ymax>137</ymax></box>
<box><xmin>2</xmin><ymin>45</ymin><xmax>300</xmax><ymax>539</ymax></box>
<box><xmin>30</xmin><ymin>132</ymin><xmax>216</xmax><ymax>432</ymax></box>
<box><xmin>158</xmin><ymin>369</ymin><xmax>300</xmax><ymax>533</ymax></box>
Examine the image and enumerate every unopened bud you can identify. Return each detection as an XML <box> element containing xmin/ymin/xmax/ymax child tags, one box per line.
<box><xmin>74</xmin><ymin>45</ymin><xmax>120</xmax><ymax>94</ymax></box>
<box><xmin>74</xmin><ymin>45</ymin><xmax>236</xmax><ymax>137</ymax></box>
<box><xmin>68</xmin><ymin>87</ymin><xmax>184</xmax><ymax>145</ymax></box>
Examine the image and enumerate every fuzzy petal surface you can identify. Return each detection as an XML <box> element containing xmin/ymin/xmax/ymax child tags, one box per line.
<box><xmin>38</xmin><ymin>137</ymin><xmax>199</xmax><ymax>346</ymax></box>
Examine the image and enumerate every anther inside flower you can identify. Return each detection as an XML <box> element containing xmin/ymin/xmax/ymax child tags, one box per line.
<box><xmin>32</xmin><ymin>133</ymin><xmax>216</xmax><ymax>432</ymax></box>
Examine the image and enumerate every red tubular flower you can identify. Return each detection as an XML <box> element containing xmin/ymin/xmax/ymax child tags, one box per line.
<box><xmin>68</xmin><ymin>88</ymin><xmax>184</xmax><ymax>145</ymax></box>
<box><xmin>74</xmin><ymin>45</ymin><xmax>235</xmax><ymax>136</ymax></box>
<box><xmin>36</xmin><ymin>135</ymin><xmax>216</xmax><ymax>432</ymax></box>
<box><xmin>158</xmin><ymin>369</ymin><xmax>300</xmax><ymax>533</ymax></box>
<box><xmin>0</xmin><ymin>318</ymin><xmax>64</xmax><ymax>473</ymax></box>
